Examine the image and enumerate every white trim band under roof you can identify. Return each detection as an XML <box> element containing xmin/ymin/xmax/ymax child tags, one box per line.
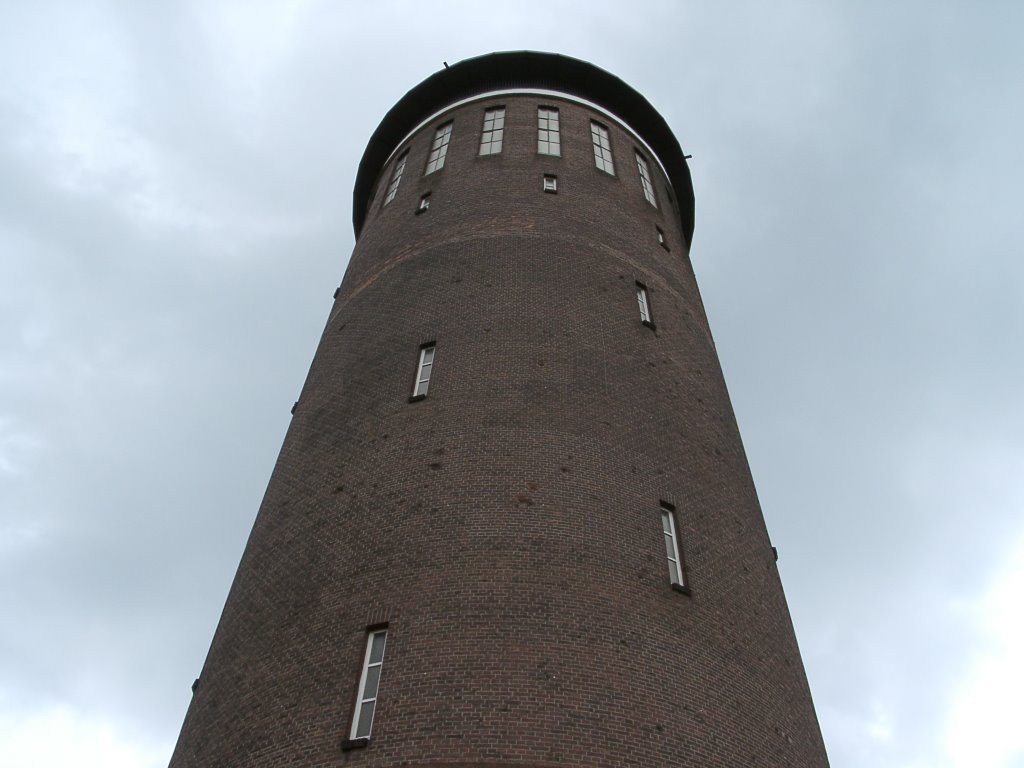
<box><xmin>382</xmin><ymin>88</ymin><xmax>675</xmax><ymax>190</ymax></box>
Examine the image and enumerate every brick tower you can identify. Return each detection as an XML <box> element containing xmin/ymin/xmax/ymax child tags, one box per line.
<box><xmin>169</xmin><ymin>51</ymin><xmax>829</xmax><ymax>767</ymax></box>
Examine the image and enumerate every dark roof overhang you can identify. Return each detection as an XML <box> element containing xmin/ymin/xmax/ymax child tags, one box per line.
<box><xmin>353</xmin><ymin>51</ymin><xmax>694</xmax><ymax>246</ymax></box>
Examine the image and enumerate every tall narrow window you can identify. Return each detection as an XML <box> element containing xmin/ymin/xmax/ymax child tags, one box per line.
<box><xmin>660</xmin><ymin>503</ymin><xmax>688</xmax><ymax>590</ymax></box>
<box><xmin>479</xmin><ymin>107</ymin><xmax>505</xmax><ymax>155</ymax></box>
<box><xmin>538</xmin><ymin>107</ymin><xmax>560</xmax><ymax>156</ymax></box>
<box><xmin>635</xmin><ymin>151</ymin><xmax>657</xmax><ymax>207</ymax></box>
<box><xmin>383</xmin><ymin>151</ymin><xmax>408</xmax><ymax>206</ymax></box>
<box><xmin>350</xmin><ymin>628</ymin><xmax>388</xmax><ymax>740</ymax></box>
<box><xmin>425</xmin><ymin>122</ymin><xmax>453</xmax><ymax>174</ymax></box>
<box><xmin>590</xmin><ymin>121</ymin><xmax>615</xmax><ymax>175</ymax></box>
<box><xmin>636</xmin><ymin>282</ymin><xmax>654</xmax><ymax>327</ymax></box>
<box><xmin>412</xmin><ymin>344</ymin><xmax>435</xmax><ymax>399</ymax></box>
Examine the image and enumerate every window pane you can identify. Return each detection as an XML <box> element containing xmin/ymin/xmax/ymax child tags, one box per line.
<box><xmin>355</xmin><ymin>700</ymin><xmax>375</xmax><ymax>738</ymax></box>
<box><xmin>384</xmin><ymin>153</ymin><xmax>407</xmax><ymax>205</ymax></box>
<box><xmin>664</xmin><ymin>533</ymin><xmax>677</xmax><ymax>561</ymax></box>
<box><xmin>426</xmin><ymin>124</ymin><xmax>451</xmax><ymax>174</ymax></box>
<box><xmin>415</xmin><ymin>346</ymin><xmax>432</xmax><ymax>396</ymax></box>
<box><xmin>592</xmin><ymin>123</ymin><xmax>615</xmax><ymax>174</ymax></box>
<box><xmin>637</xmin><ymin>153</ymin><xmax>657</xmax><ymax>206</ymax></box>
<box><xmin>363</xmin><ymin>665</ymin><xmax>381</xmax><ymax>699</ymax></box>
<box><xmin>369</xmin><ymin>631</ymin><xmax>387</xmax><ymax>664</ymax></box>
<box><xmin>661</xmin><ymin>511</ymin><xmax>672</xmax><ymax>534</ymax></box>
<box><xmin>480</xmin><ymin>108</ymin><xmax>505</xmax><ymax>156</ymax></box>
<box><xmin>668</xmin><ymin>558</ymin><xmax>682</xmax><ymax>585</ymax></box>
<box><xmin>539</xmin><ymin>108</ymin><xmax>560</xmax><ymax>156</ymax></box>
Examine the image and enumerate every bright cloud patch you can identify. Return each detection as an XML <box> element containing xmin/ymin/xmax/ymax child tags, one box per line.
<box><xmin>946</xmin><ymin>532</ymin><xmax>1024</xmax><ymax>767</ymax></box>
<box><xmin>0</xmin><ymin>704</ymin><xmax>169</xmax><ymax>768</ymax></box>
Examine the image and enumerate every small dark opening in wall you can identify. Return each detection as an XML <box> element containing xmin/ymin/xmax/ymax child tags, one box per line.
<box><xmin>657</xmin><ymin>227</ymin><xmax>669</xmax><ymax>251</ymax></box>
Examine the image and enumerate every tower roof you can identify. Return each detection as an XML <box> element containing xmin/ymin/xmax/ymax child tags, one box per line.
<box><xmin>353</xmin><ymin>50</ymin><xmax>695</xmax><ymax>245</ymax></box>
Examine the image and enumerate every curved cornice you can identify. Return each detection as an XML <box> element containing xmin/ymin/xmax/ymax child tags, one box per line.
<box><xmin>353</xmin><ymin>51</ymin><xmax>695</xmax><ymax>245</ymax></box>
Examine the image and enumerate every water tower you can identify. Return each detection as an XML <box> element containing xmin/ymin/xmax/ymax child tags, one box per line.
<box><xmin>169</xmin><ymin>51</ymin><xmax>829</xmax><ymax>768</ymax></box>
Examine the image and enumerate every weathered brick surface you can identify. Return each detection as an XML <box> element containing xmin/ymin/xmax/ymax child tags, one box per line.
<box><xmin>170</xmin><ymin>81</ymin><xmax>828</xmax><ymax>768</ymax></box>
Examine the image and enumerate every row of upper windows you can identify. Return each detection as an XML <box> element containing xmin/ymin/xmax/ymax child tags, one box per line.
<box><xmin>381</xmin><ymin>107</ymin><xmax>662</xmax><ymax>209</ymax></box>
<box><xmin>343</xmin><ymin>499</ymin><xmax>689</xmax><ymax>747</ymax></box>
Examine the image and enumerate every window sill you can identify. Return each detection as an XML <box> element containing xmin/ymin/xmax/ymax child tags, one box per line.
<box><xmin>671</xmin><ymin>583</ymin><xmax>692</xmax><ymax>596</ymax></box>
<box><xmin>408</xmin><ymin>394</ymin><xmax>427</xmax><ymax>403</ymax></box>
<box><xmin>341</xmin><ymin>737</ymin><xmax>369</xmax><ymax>751</ymax></box>
<box><xmin>642</xmin><ymin>320</ymin><xmax>657</xmax><ymax>331</ymax></box>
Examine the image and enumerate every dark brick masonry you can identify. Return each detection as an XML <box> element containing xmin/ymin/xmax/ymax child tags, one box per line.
<box><xmin>169</xmin><ymin>52</ymin><xmax>830</xmax><ymax>768</ymax></box>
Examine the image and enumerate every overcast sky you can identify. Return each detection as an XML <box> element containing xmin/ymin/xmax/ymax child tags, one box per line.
<box><xmin>1</xmin><ymin>2</ymin><xmax>1022</xmax><ymax>766</ymax></box>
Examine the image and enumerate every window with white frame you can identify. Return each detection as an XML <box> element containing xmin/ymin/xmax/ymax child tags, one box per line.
<box><xmin>479</xmin><ymin>107</ymin><xmax>505</xmax><ymax>155</ymax></box>
<box><xmin>590</xmin><ymin>121</ymin><xmax>615</xmax><ymax>175</ymax></box>
<box><xmin>412</xmin><ymin>344</ymin><xmax>435</xmax><ymax>398</ymax></box>
<box><xmin>383</xmin><ymin>151</ymin><xmax>408</xmax><ymax>206</ymax></box>
<box><xmin>350</xmin><ymin>628</ymin><xmax>388</xmax><ymax>740</ymax></box>
<box><xmin>425</xmin><ymin>122</ymin><xmax>453</xmax><ymax>174</ymax></box>
<box><xmin>538</xmin><ymin>107</ymin><xmax>560</xmax><ymax>156</ymax></box>
<box><xmin>657</xmin><ymin>226</ymin><xmax>668</xmax><ymax>250</ymax></box>
<box><xmin>635</xmin><ymin>151</ymin><xmax>657</xmax><ymax>207</ymax></box>
<box><xmin>660</xmin><ymin>503</ymin><xmax>687</xmax><ymax>589</ymax></box>
<box><xmin>417</xmin><ymin>193</ymin><xmax>431</xmax><ymax>213</ymax></box>
<box><xmin>636</xmin><ymin>282</ymin><xmax>653</xmax><ymax>326</ymax></box>
<box><xmin>543</xmin><ymin>174</ymin><xmax>558</xmax><ymax>193</ymax></box>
